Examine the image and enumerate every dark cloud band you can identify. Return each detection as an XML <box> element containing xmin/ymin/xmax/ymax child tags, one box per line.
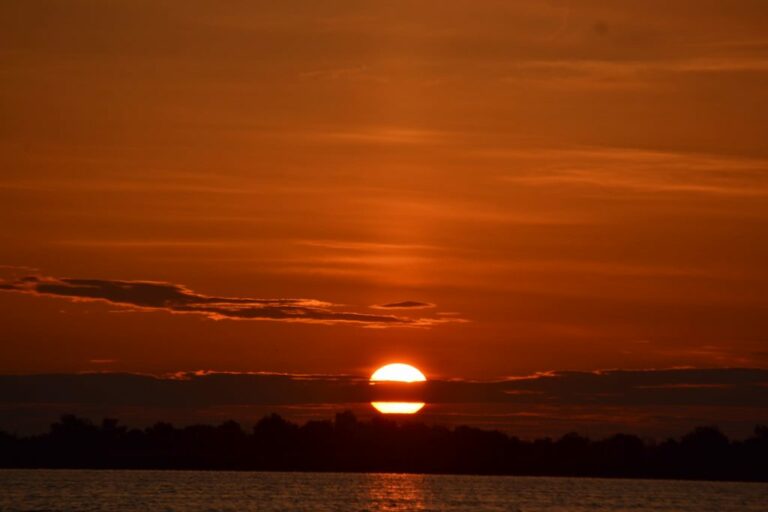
<box><xmin>0</xmin><ymin>275</ymin><xmax>460</xmax><ymax>327</ymax></box>
<box><xmin>371</xmin><ymin>301</ymin><xmax>436</xmax><ymax>310</ymax></box>
<box><xmin>0</xmin><ymin>368</ymin><xmax>765</xmax><ymax>408</ymax></box>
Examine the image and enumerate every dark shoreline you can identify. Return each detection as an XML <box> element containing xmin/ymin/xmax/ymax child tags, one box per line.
<box><xmin>2</xmin><ymin>412</ymin><xmax>766</xmax><ymax>483</ymax></box>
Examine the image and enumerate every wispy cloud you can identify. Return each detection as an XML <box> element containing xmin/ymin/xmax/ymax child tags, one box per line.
<box><xmin>0</xmin><ymin>274</ymin><xmax>463</xmax><ymax>328</ymax></box>
<box><xmin>500</xmin><ymin>57</ymin><xmax>768</xmax><ymax>91</ymax></box>
<box><xmin>498</xmin><ymin>147</ymin><xmax>768</xmax><ymax>197</ymax></box>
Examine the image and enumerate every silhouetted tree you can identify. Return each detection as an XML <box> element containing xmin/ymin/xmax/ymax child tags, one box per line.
<box><xmin>0</xmin><ymin>413</ymin><xmax>766</xmax><ymax>481</ymax></box>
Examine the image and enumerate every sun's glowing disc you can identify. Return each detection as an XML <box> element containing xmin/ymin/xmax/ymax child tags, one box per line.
<box><xmin>371</xmin><ymin>401</ymin><xmax>425</xmax><ymax>414</ymax></box>
<box><xmin>369</xmin><ymin>363</ymin><xmax>427</xmax><ymax>414</ymax></box>
<box><xmin>370</xmin><ymin>363</ymin><xmax>426</xmax><ymax>383</ymax></box>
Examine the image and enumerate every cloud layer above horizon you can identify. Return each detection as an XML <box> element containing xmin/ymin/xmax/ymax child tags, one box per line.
<box><xmin>2</xmin><ymin>368</ymin><xmax>765</xmax><ymax>408</ymax></box>
<box><xmin>2</xmin><ymin>368</ymin><xmax>766</xmax><ymax>438</ymax></box>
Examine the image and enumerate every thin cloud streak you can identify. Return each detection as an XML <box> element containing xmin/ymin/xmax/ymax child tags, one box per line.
<box><xmin>498</xmin><ymin>147</ymin><xmax>768</xmax><ymax>197</ymax></box>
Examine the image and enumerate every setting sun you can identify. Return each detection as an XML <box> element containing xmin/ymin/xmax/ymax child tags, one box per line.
<box><xmin>370</xmin><ymin>363</ymin><xmax>427</xmax><ymax>383</ymax></box>
<box><xmin>369</xmin><ymin>402</ymin><xmax>425</xmax><ymax>414</ymax></box>
<box><xmin>370</xmin><ymin>363</ymin><xmax>426</xmax><ymax>414</ymax></box>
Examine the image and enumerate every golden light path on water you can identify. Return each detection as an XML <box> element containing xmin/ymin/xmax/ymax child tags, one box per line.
<box><xmin>369</xmin><ymin>363</ymin><xmax>426</xmax><ymax>414</ymax></box>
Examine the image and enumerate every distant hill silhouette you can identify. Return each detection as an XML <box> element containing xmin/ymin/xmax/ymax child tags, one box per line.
<box><xmin>1</xmin><ymin>412</ymin><xmax>766</xmax><ymax>481</ymax></box>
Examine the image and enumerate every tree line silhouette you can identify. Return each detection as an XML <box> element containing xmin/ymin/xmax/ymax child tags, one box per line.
<box><xmin>1</xmin><ymin>412</ymin><xmax>766</xmax><ymax>481</ymax></box>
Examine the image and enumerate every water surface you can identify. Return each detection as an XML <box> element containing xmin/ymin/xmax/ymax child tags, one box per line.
<box><xmin>1</xmin><ymin>469</ymin><xmax>766</xmax><ymax>511</ymax></box>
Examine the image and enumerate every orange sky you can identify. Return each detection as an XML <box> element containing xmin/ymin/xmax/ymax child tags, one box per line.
<box><xmin>1</xmin><ymin>2</ymin><xmax>768</xmax><ymax>434</ymax></box>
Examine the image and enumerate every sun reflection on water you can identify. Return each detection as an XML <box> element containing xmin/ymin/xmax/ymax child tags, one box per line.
<box><xmin>362</xmin><ymin>473</ymin><xmax>427</xmax><ymax>511</ymax></box>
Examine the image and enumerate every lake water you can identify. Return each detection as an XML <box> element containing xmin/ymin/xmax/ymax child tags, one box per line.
<box><xmin>0</xmin><ymin>469</ymin><xmax>766</xmax><ymax>511</ymax></box>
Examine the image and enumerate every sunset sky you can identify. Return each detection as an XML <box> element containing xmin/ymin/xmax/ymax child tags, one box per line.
<box><xmin>1</xmin><ymin>1</ymin><xmax>767</xmax><ymax>436</ymax></box>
